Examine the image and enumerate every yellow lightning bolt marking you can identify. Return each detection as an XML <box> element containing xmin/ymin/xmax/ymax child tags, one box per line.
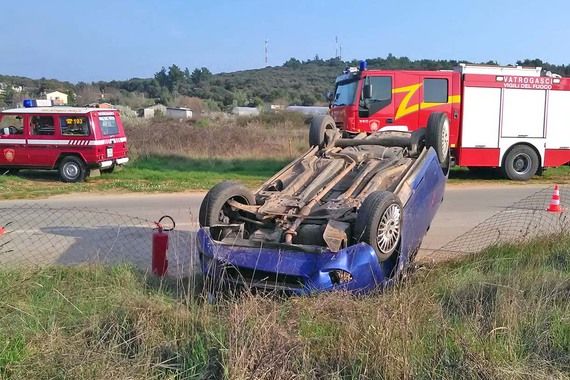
<box><xmin>393</xmin><ymin>83</ymin><xmax>461</xmax><ymax>120</ymax></box>
<box><xmin>393</xmin><ymin>83</ymin><xmax>422</xmax><ymax>120</ymax></box>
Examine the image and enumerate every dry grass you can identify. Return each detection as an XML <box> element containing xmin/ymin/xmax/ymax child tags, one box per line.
<box><xmin>124</xmin><ymin>112</ymin><xmax>309</xmax><ymax>160</ymax></box>
<box><xmin>1</xmin><ymin>236</ymin><xmax>569</xmax><ymax>379</ymax></box>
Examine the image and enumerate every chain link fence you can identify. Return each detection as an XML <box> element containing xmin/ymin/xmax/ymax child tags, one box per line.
<box><xmin>430</xmin><ymin>185</ymin><xmax>570</xmax><ymax>261</ymax></box>
<box><xmin>1</xmin><ymin>186</ymin><xmax>568</xmax><ymax>276</ymax></box>
<box><xmin>0</xmin><ymin>205</ymin><xmax>198</xmax><ymax>277</ymax></box>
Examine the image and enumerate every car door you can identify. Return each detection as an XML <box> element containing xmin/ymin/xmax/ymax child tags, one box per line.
<box><xmin>0</xmin><ymin>114</ymin><xmax>27</xmax><ymax>166</ymax></box>
<box><xmin>27</xmin><ymin>114</ymin><xmax>61</xmax><ymax>168</ymax></box>
<box><xmin>358</xmin><ymin>74</ymin><xmax>395</xmax><ymax>131</ymax></box>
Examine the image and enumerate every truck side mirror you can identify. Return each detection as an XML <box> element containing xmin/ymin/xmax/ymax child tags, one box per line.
<box><xmin>326</xmin><ymin>91</ymin><xmax>334</xmax><ymax>102</ymax></box>
<box><xmin>363</xmin><ymin>84</ymin><xmax>372</xmax><ymax>99</ymax></box>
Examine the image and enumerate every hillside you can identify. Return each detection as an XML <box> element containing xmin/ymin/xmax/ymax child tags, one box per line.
<box><xmin>2</xmin><ymin>55</ymin><xmax>569</xmax><ymax>110</ymax></box>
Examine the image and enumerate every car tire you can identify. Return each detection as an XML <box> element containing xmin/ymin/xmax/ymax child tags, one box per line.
<box><xmin>502</xmin><ymin>145</ymin><xmax>539</xmax><ymax>181</ymax></box>
<box><xmin>409</xmin><ymin>128</ymin><xmax>426</xmax><ymax>157</ymax></box>
<box><xmin>426</xmin><ymin>112</ymin><xmax>450</xmax><ymax>168</ymax></box>
<box><xmin>59</xmin><ymin>156</ymin><xmax>87</xmax><ymax>183</ymax></box>
<box><xmin>353</xmin><ymin>191</ymin><xmax>403</xmax><ymax>262</ymax></box>
<box><xmin>309</xmin><ymin>115</ymin><xmax>336</xmax><ymax>148</ymax></box>
<box><xmin>199</xmin><ymin>181</ymin><xmax>255</xmax><ymax>227</ymax></box>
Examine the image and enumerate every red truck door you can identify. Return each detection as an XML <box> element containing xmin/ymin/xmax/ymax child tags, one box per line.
<box><xmin>391</xmin><ymin>72</ymin><xmax>422</xmax><ymax>130</ymax></box>
<box><xmin>27</xmin><ymin>114</ymin><xmax>61</xmax><ymax>168</ymax></box>
<box><xmin>95</xmin><ymin>111</ymin><xmax>127</xmax><ymax>159</ymax></box>
<box><xmin>418</xmin><ymin>75</ymin><xmax>455</xmax><ymax>127</ymax></box>
<box><xmin>0</xmin><ymin>114</ymin><xmax>27</xmax><ymax>166</ymax></box>
<box><xmin>358</xmin><ymin>73</ymin><xmax>395</xmax><ymax>131</ymax></box>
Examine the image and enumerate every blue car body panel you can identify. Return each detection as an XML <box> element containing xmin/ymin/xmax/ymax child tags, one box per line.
<box><xmin>198</xmin><ymin>148</ymin><xmax>447</xmax><ymax>294</ymax></box>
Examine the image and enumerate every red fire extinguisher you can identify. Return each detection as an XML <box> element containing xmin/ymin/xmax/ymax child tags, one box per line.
<box><xmin>152</xmin><ymin>215</ymin><xmax>175</xmax><ymax>276</ymax></box>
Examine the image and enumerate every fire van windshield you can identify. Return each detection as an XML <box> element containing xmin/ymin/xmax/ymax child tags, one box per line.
<box><xmin>333</xmin><ymin>80</ymin><xmax>358</xmax><ymax>106</ymax></box>
<box><xmin>99</xmin><ymin>115</ymin><xmax>119</xmax><ymax>136</ymax></box>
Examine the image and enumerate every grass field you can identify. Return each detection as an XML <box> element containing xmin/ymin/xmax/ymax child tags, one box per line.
<box><xmin>0</xmin><ymin>156</ymin><xmax>290</xmax><ymax>199</ymax></box>
<box><xmin>0</xmin><ymin>237</ymin><xmax>568</xmax><ymax>379</ymax></box>
<box><xmin>2</xmin><ymin>156</ymin><xmax>570</xmax><ymax>200</ymax></box>
<box><xmin>1</xmin><ymin>113</ymin><xmax>570</xmax><ymax>199</ymax></box>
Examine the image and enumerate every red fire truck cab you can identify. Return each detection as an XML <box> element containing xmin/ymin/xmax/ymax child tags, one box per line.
<box><xmin>315</xmin><ymin>62</ymin><xmax>570</xmax><ymax>180</ymax></box>
<box><xmin>0</xmin><ymin>101</ymin><xmax>129</xmax><ymax>182</ymax></box>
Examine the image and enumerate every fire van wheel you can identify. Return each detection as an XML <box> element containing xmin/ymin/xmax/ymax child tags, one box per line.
<box><xmin>59</xmin><ymin>156</ymin><xmax>87</xmax><ymax>183</ymax></box>
<box><xmin>502</xmin><ymin>145</ymin><xmax>539</xmax><ymax>181</ymax></box>
<box><xmin>353</xmin><ymin>191</ymin><xmax>403</xmax><ymax>262</ymax></box>
<box><xmin>309</xmin><ymin>115</ymin><xmax>337</xmax><ymax>148</ymax></box>
<box><xmin>426</xmin><ymin>112</ymin><xmax>450</xmax><ymax>169</ymax></box>
<box><xmin>199</xmin><ymin>181</ymin><xmax>256</xmax><ymax>227</ymax></box>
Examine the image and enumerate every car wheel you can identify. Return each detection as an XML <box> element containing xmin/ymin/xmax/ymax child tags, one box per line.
<box><xmin>409</xmin><ymin>128</ymin><xmax>426</xmax><ymax>157</ymax></box>
<box><xmin>199</xmin><ymin>181</ymin><xmax>255</xmax><ymax>227</ymax></box>
<box><xmin>59</xmin><ymin>156</ymin><xmax>86</xmax><ymax>183</ymax></box>
<box><xmin>502</xmin><ymin>145</ymin><xmax>539</xmax><ymax>181</ymax></box>
<box><xmin>426</xmin><ymin>112</ymin><xmax>450</xmax><ymax>168</ymax></box>
<box><xmin>309</xmin><ymin>115</ymin><xmax>337</xmax><ymax>148</ymax></box>
<box><xmin>353</xmin><ymin>191</ymin><xmax>403</xmax><ymax>262</ymax></box>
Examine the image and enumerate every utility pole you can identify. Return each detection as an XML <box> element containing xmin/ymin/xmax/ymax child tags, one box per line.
<box><xmin>265</xmin><ymin>39</ymin><xmax>269</xmax><ymax>66</ymax></box>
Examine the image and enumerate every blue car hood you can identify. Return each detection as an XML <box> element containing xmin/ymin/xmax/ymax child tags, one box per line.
<box><xmin>197</xmin><ymin>228</ymin><xmax>395</xmax><ymax>294</ymax></box>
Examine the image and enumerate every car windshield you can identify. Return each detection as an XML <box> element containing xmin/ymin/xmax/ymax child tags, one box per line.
<box><xmin>98</xmin><ymin>115</ymin><xmax>119</xmax><ymax>136</ymax></box>
<box><xmin>333</xmin><ymin>80</ymin><xmax>358</xmax><ymax>106</ymax></box>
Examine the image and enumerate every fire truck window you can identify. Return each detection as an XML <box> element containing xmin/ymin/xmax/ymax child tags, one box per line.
<box><xmin>367</xmin><ymin>76</ymin><xmax>392</xmax><ymax>102</ymax></box>
<box><xmin>30</xmin><ymin>116</ymin><xmax>55</xmax><ymax>136</ymax></box>
<box><xmin>334</xmin><ymin>80</ymin><xmax>358</xmax><ymax>106</ymax></box>
<box><xmin>98</xmin><ymin>115</ymin><xmax>119</xmax><ymax>136</ymax></box>
<box><xmin>359</xmin><ymin>76</ymin><xmax>392</xmax><ymax>117</ymax></box>
<box><xmin>0</xmin><ymin>115</ymin><xmax>24</xmax><ymax>135</ymax></box>
<box><xmin>60</xmin><ymin>116</ymin><xmax>90</xmax><ymax>136</ymax></box>
<box><xmin>423</xmin><ymin>79</ymin><xmax>448</xmax><ymax>103</ymax></box>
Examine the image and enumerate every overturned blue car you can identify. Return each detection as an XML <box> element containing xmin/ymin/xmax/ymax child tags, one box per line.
<box><xmin>197</xmin><ymin>113</ymin><xmax>450</xmax><ymax>295</ymax></box>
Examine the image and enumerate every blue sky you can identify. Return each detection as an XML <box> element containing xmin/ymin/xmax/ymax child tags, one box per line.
<box><xmin>1</xmin><ymin>0</ymin><xmax>568</xmax><ymax>82</ymax></box>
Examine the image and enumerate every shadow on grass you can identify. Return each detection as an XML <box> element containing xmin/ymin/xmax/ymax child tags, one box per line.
<box><xmin>127</xmin><ymin>155</ymin><xmax>291</xmax><ymax>176</ymax></box>
<box><xmin>3</xmin><ymin>169</ymin><xmax>61</xmax><ymax>182</ymax></box>
<box><xmin>7</xmin><ymin>155</ymin><xmax>292</xmax><ymax>184</ymax></box>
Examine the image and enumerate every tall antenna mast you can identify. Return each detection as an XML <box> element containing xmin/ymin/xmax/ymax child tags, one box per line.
<box><xmin>335</xmin><ymin>36</ymin><xmax>338</xmax><ymax>58</ymax></box>
<box><xmin>265</xmin><ymin>39</ymin><xmax>269</xmax><ymax>65</ymax></box>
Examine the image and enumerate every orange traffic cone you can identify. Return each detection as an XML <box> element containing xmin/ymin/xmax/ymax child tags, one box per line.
<box><xmin>547</xmin><ymin>185</ymin><xmax>563</xmax><ymax>213</ymax></box>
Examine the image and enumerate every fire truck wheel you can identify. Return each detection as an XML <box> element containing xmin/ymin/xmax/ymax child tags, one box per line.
<box><xmin>309</xmin><ymin>115</ymin><xmax>337</xmax><ymax>148</ymax></box>
<box><xmin>426</xmin><ymin>112</ymin><xmax>450</xmax><ymax>168</ymax></box>
<box><xmin>199</xmin><ymin>181</ymin><xmax>256</xmax><ymax>227</ymax></box>
<box><xmin>59</xmin><ymin>156</ymin><xmax>87</xmax><ymax>183</ymax></box>
<box><xmin>353</xmin><ymin>191</ymin><xmax>402</xmax><ymax>262</ymax></box>
<box><xmin>502</xmin><ymin>145</ymin><xmax>539</xmax><ymax>181</ymax></box>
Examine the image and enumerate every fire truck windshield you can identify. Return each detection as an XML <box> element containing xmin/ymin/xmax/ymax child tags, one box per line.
<box><xmin>333</xmin><ymin>80</ymin><xmax>358</xmax><ymax>106</ymax></box>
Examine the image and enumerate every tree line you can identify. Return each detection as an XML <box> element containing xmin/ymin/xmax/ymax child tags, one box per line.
<box><xmin>2</xmin><ymin>55</ymin><xmax>569</xmax><ymax>110</ymax></box>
